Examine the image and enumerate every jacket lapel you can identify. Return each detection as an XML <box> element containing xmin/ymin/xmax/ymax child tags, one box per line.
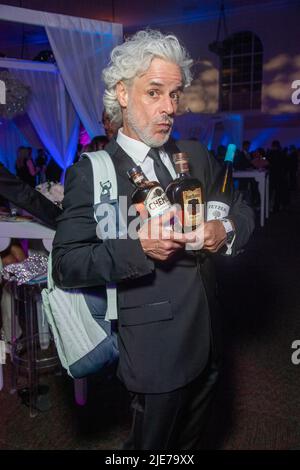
<box><xmin>106</xmin><ymin>138</ymin><xmax>137</xmax><ymax>198</ymax></box>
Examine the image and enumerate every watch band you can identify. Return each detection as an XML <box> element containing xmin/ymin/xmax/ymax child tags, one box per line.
<box><xmin>220</xmin><ymin>218</ymin><xmax>236</xmax><ymax>254</ymax></box>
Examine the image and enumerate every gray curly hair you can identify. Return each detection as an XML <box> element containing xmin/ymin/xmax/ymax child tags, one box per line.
<box><xmin>102</xmin><ymin>30</ymin><xmax>193</xmax><ymax>126</ymax></box>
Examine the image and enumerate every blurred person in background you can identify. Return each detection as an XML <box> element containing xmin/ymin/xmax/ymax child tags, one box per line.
<box><xmin>16</xmin><ymin>146</ymin><xmax>39</xmax><ymax>187</ymax></box>
<box><xmin>91</xmin><ymin>135</ymin><xmax>109</xmax><ymax>151</ymax></box>
<box><xmin>35</xmin><ymin>149</ymin><xmax>48</xmax><ymax>185</ymax></box>
<box><xmin>45</xmin><ymin>156</ymin><xmax>63</xmax><ymax>183</ymax></box>
<box><xmin>267</xmin><ymin>140</ymin><xmax>289</xmax><ymax>212</ymax></box>
<box><xmin>287</xmin><ymin>145</ymin><xmax>298</xmax><ymax>190</ymax></box>
<box><xmin>216</xmin><ymin>144</ymin><xmax>226</xmax><ymax>163</ymax></box>
<box><xmin>102</xmin><ymin>109</ymin><xmax>119</xmax><ymax>140</ymax></box>
<box><xmin>234</xmin><ymin>140</ymin><xmax>253</xmax><ymax>171</ymax></box>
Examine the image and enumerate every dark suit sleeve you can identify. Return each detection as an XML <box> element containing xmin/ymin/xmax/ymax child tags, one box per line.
<box><xmin>201</xmin><ymin>143</ymin><xmax>255</xmax><ymax>254</ymax></box>
<box><xmin>52</xmin><ymin>158</ymin><xmax>154</xmax><ymax>289</ymax></box>
<box><xmin>176</xmin><ymin>141</ymin><xmax>255</xmax><ymax>255</ymax></box>
<box><xmin>0</xmin><ymin>163</ymin><xmax>62</xmax><ymax>229</ymax></box>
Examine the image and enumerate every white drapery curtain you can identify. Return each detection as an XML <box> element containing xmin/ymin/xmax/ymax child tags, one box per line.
<box><xmin>45</xmin><ymin>16</ymin><xmax>123</xmax><ymax>139</ymax></box>
<box><xmin>0</xmin><ymin>6</ymin><xmax>122</xmax><ymax>170</ymax></box>
<box><xmin>13</xmin><ymin>113</ymin><xmax>44</xmax><ymax>150</ymax></box>
<box><xmin>11</xmin><ymin>67</ymin><xmax>79</xmax><ymax>173</ymax></box>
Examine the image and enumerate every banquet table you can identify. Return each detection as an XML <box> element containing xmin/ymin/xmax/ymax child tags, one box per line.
<box><xmin>0</xmin><ymin>216</ymin><xmax>86</xmax><ymax>405</ymax></box>
<box><xmin>233</xmin><ymin>169</ymin><xmax>269</xmax><ymax>227</ymax></box>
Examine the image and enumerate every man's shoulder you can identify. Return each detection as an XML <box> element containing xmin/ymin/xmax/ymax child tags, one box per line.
<box><xmin>175</xmin><ymin>139</ymin><xmax>208</xmax><ymax>159</ymax></box>
<box><xmin>68</xmin><ymin>156</ymin><xmax>91</xmax><ymax>173</ymax></box>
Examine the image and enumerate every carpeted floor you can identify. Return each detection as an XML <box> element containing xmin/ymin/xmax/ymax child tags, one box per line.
<box><xmin>1</xmin><ymin>185</ymin><xmax>300</xmax><ymax>450</ymax></box>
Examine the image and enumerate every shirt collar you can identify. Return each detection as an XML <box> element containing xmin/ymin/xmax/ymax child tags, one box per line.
<box><xmin>116</xmin><ymin>128</ymin><xmax>151</xmax><ymax>163</ymax></box>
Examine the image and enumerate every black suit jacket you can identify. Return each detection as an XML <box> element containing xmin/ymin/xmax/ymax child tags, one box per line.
<box><xmin>0</xmin><ymin>163</ymin><xmax>62</xmax><ymax>230</ymax></box>
<box><xmin>52</xmin><ymin>138</ymin><xmax>254</xmax><ymax>393</ymax></box>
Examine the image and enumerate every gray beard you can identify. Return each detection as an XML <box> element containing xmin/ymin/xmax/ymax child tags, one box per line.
<box><xmin>126</xmin><ymin>104</ymin><xmax>173</xmax><ymax>148</ymax></box>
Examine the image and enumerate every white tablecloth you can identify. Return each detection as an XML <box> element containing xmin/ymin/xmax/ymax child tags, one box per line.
<box><xmin>0</xmin><ymin>219</ymin><xmax>55</xmax><ymax>252</ymax></box>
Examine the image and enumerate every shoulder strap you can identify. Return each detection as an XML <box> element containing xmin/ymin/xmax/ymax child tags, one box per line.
<box><xmin>47</xmin><ymin>250</ymin><xmax>55</xmax><ymax>290</ymax></box>
<box><xmin>82</xmin><ymin>150</ymin><xmax>118</xmax><ymax>321</ymax></box>
<box><xmin>83</xmin><ymin>150</ymin><xmax>117</xmax><ymax>218</ymax></box>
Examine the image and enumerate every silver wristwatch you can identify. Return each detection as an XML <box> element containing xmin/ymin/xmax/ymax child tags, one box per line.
<box><xmin>220</xmin><ymin>218</ymin><xmax>235</xmax><ymax>244</ymax></box>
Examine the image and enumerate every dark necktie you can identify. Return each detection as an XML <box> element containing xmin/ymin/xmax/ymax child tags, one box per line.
<box><xmin>147</xmin><ymin>148</ymin><xmax>173</xmax><ymax>190</ymax></box>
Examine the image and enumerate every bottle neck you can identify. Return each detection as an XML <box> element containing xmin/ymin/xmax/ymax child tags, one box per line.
<box><xmin>221</xmin><ymin>161</ymin><xmax>233</xmax><ymax>193</ymax></box>
<box><xmin>176</xmin><ymin>171</ymin><xmax>190</xmax><ymax>179</ymax></box>
<box><xmin>131</xmin><ymin>173</ymin><xmax>148</xmax><ymax>187</ymax></box>
<box><xmin>175</xmin><ymin>160</ymin><xmax>190</xmax><ymax>178</ymax></box>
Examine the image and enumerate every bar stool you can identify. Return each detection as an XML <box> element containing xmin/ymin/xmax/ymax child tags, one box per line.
<box><xmin>10</xmin><ymin>276</ymin><xmax>59</xmax><ymax>417</ymax></box>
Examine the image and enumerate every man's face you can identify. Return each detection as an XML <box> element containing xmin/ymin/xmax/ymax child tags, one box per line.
<box><xmin>117</xmin><ymin>58</ymin><xmax>183</xmax><ymax>147</ymax></box>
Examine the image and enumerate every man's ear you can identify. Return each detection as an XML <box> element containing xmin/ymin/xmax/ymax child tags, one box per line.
<box><xmin>116</xmin><ymin>81</ymin><xmax>128</xmax><ymax>108</ymax></box>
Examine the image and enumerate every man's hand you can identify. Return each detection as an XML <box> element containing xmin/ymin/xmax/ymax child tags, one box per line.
<box><xmin>203</xmin><ymin>220</ymin><xmax>227</xmax><ymax>252</ymax></box>
<box><xmin>138</xmin><ymin>207</ymin><xmax>195</xmax><ymax>261</ymax></box>
<box><xmin>183</xmin><ymin>220</ymin><xmax>227</xmax><ymax>252</ymax></box>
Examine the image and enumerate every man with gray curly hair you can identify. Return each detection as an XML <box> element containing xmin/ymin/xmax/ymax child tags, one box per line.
<box><xmin>102</xmin><ymin>29</ymin><xmax>192</xmax><ymax>136</ymax></box>
<box><xmin>52</xmin><ymin>29</ymin><xmax>254</xmax><ymax>449</ymax></box>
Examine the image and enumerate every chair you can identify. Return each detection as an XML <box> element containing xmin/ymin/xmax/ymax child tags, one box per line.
<box><xmin>10</xmin><ymin>276</ymin><xmax>59</xmax><ymax>417</ymax></box>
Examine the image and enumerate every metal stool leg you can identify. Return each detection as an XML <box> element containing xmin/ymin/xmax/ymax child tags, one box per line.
<box><xmin>0</xmin><ymin>364</ymin><xmax>3</xmax><ymax>391</ymax></box>
<box><xmin>10</xmin><ymin>284</ymin><xmax>20</xmax><ymax>394</ymax></box>
<box><xmin>25</xmin><ymin>287</ymin><xmax>38</xmax><ymax>417</ymax></box>
<box><xmin>74</xmin><ymin>378</ymin><xmax>87</xmax><ymax>406</ymax></box>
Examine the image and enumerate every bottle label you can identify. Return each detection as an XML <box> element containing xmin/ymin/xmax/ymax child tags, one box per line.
<box><xmin>206</xmin><ymin>201</ymin><xmax>230</xmax><ymax>220</ymax></box>
<box><xmin>145</xmin><ymin>187</ymin><xmax>171</xmax><ymax>217</ymax></box>
<box><xmin>182</xmin><ymin>188</ymin><xmax>204</xmax><ymax>228</ymax></box>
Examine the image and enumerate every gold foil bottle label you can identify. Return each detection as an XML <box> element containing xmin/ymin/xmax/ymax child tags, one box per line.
<box><xmin>182</xmin><ymin>188</ymin><xmax>203</xmax><ymax>228</ymax></box>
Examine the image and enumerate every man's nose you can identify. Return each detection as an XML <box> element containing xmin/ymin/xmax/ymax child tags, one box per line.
<box><xmin>160</xmin><ymin>95</ymin><xmax>176</xmax><ymax>115</ymax></box>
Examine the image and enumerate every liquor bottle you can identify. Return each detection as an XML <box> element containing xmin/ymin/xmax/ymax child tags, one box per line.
<box><xmin>127</xmin><ymin>166</ymin><xmax>172</xmax><ymax>221</ymax></box>
<box><xmin>165</xmin><ymin>152</ymin><xmax>204</xmax><ymax>232</ymax></box>
<box><xmin>206</xmin><ymin>143</ymin><xmax>236</xmax><ymax>221</ymax></box>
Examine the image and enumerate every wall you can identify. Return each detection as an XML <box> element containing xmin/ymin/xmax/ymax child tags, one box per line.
<box><xmin>157</xmin><ymin>1</ymin><xmax>300</xmax><ymax>148</ymax></box>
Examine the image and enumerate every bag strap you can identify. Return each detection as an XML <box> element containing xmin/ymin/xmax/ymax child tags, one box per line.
<box><xmin>47</xmin><ymin>250</ymin><xmax>55</xmax><ymax>290</ymax></box>
<box><xmin>82</xmin><ymin>150</ymin><xmax>118</xmax><ymax>221</ymax></box>
<box><xmin>83</xmin><ymin>150</ymin><xmax>118</xmax><ymax>321</ymax></box>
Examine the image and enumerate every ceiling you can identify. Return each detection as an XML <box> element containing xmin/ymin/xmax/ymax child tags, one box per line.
<box><xmin>0</xmin><ymin>0</ymin><xmax>290</xmax><ymax>26</ymax></box>
<box><xmin>0</xmin><ymin>0</ymin><xmax>296</xmax><ymax>58</ymax></box>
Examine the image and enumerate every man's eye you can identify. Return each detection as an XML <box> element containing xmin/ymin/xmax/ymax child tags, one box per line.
<box><xmin>170</xmin><ymin>92</ymin><xmax>180</xmax><ymax>101</ymax></box>
<box><xmin>148</xmin><ymin>90</ymin><xmax>158</xmax><ymax>97</ymax></box>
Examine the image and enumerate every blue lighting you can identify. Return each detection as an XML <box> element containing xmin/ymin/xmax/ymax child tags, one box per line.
<box><xmin>0</xmin><ymin>119</ymin><xmax>29</xmax><ymax>174</ymax></box>
<box><xmin>271</xmin><ymin>114</ymin><xmax>292</xmax><ymax>123</ymax></box>
<box><xmin>249</xmin><ymin>128</ymin><xmax>279</xmax><ymax>151</ymax></box>
<box><xmin>171</xmin><ymin>128</ymin><xmax>181</xmax><ymax>140</ymax></box>
<box><xmin>221</xmin><ymin>134</ymin><xmax>230</xmax><ymax>146</ymax></box>
<box><xmin>36</xmin><ymin>116</ymin><xmax>80</xmax><ymax>180</ymax></box>
<box><xmin>24</xmin><ymin>31</ymin><xmax>49</xmax><ymax>45</ymax></box>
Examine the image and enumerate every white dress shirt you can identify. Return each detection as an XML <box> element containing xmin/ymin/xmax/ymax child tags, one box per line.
<box><xmin>116</xmin><ymin>129</ymin><xmax>176</xmax><ymax>182</ymax></box>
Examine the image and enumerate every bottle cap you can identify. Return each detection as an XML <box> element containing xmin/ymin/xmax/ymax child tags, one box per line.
<box><xmin>127</xmin><ymin>166</ymin><xmax>146</xmax><ymax>185</ymax></box>
<box><xmin>127</xmin><ymin>166</ymin><xmax>142</xmax><ymax>177</ymax></box>
<box><xmin>224</xmin><ymin>144</ymin><xmax>236</xmax><ymax>163</ymax></box>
